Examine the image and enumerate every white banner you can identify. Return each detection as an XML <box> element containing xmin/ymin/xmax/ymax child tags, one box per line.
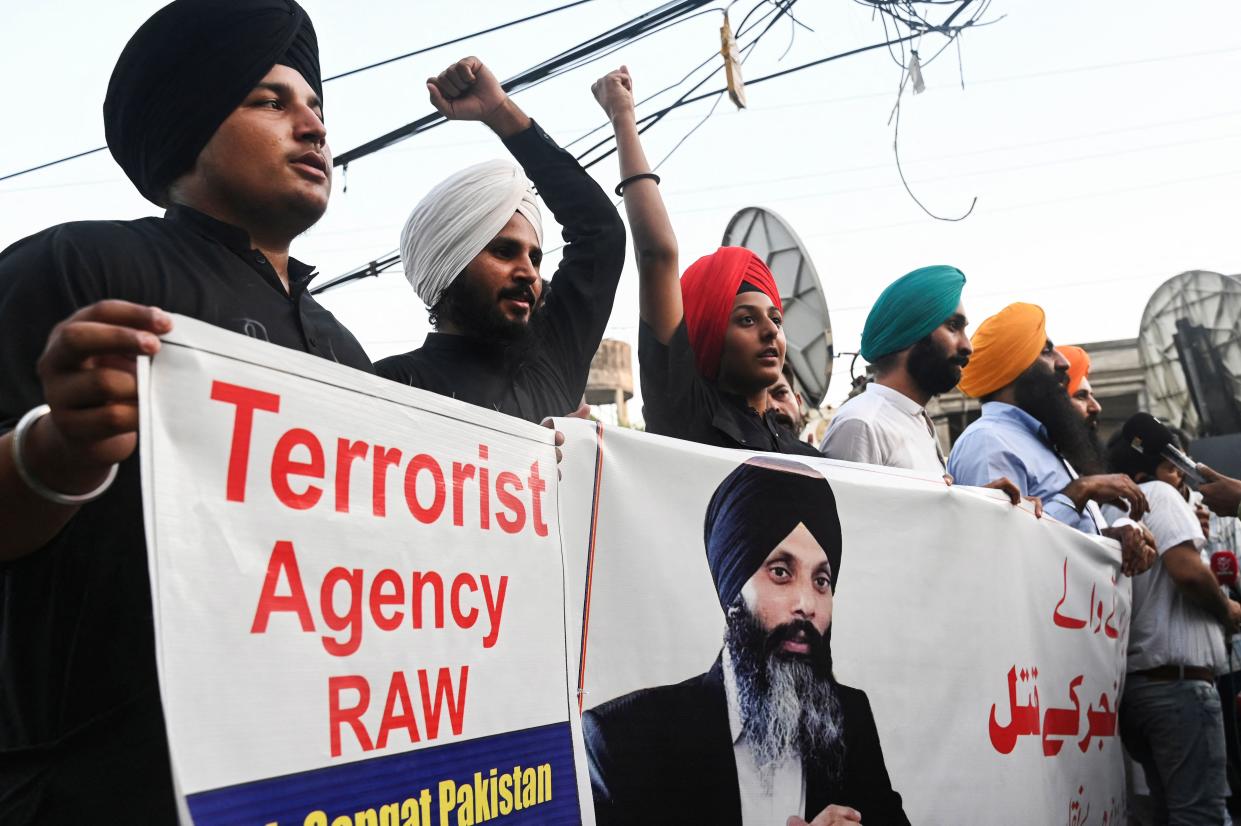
<box><xmin>140</xmin><ymin>320</ymin><xmax>1130</xmax><ymax>825</ymax></box>
<box><xmin>139</xmin><ymin>316</ymin><xmax>585</xmax><ymax>825</ymax></box>
<box><xmin>556</xmin><ymin>419</ymin><xmax>1130</xmax><ymax>825</ymax></box>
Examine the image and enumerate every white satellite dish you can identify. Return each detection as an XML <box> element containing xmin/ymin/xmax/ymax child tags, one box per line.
<box><xmin>1138</xmin><ymin>270</ymin><xmax>1241</xmax><ymax>436</ymax></box>
<box><xmin>722</xmin><ymin>207</ymin><xmax>833</xmax><ymax>406</ymax></box>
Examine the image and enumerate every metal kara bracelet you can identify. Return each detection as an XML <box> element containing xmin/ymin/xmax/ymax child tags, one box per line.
<box><xmin>615</xmin><ymin>172</ymin><xmax>660</xmax><ymax>196</ymax></box>
<box><xmin>12</xmin><ymin>404</ymin><xmax>118</xmax><ymax>505</ymax></box>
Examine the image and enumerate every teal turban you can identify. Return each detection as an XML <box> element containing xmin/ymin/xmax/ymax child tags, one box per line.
<box><xmin>860</xmin><ymin>265</ymin><xmax>967</xmax><ymax>362</ymax></box>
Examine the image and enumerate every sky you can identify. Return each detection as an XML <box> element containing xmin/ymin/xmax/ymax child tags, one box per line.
<box><xmin>2</xmin><ymin>0</ymin><xmax>1239</xmax><ymax>423</ymax></box>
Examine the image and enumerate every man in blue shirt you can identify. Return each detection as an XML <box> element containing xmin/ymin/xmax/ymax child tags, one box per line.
<box><xmin>947</xmin><ymin>303</ymin><xmax>1155</xmax><ymax>574</ymax></box>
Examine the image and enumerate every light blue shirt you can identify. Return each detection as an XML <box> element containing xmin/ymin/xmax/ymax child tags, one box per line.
<box><xmin>947</xmin><ymin>402</ymin><xmax>1099</xmax><ymax>534</ymax></box>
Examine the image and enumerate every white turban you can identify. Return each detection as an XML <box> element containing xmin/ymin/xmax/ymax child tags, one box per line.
<box><xmin>400</xmin><ymin>159</ymin><xmax>544</xmax><ymax>307</ymax></box>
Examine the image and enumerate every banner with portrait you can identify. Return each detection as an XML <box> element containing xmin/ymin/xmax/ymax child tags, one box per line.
<box><xmin>139</xmin><ymin>319</ymin><xmax>1130</xmax><ymax>825</ymax></box>
<box><xmin>556</xmin><ymin>418</ymin><xmax>1130</xmax><ymax>825</ymax></box>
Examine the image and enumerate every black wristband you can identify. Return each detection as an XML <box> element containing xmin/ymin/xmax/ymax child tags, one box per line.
<box><xmin>615</xmin><ymin>172</ymin><xmax>661</xmax><ymax>196</ymax></box>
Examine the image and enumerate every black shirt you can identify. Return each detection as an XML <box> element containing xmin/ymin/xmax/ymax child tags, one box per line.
<box><xmin>0</xmin><ymin>205</ymin><xmax>372</xmax><ymax>822</ymax></box>
<box><xmin>375</xmin><ymin>122</ymin><xmax>626</xmax><ymax>422</ymax></box>
<box><xmin>639</xmin><ymin>320</ymin><xmax>821</xmax><ymax>456</ymax></box>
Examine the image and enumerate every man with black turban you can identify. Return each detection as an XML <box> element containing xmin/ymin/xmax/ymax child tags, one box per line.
<box><xmin>583</xmin><ymin>457</ymin><xmax>908</xmax><ymax>826</ymax></box>
<box><xmin>0</xmin><ymin>1</ymin><xmax>370</xmax><ymax>820</ymax></box>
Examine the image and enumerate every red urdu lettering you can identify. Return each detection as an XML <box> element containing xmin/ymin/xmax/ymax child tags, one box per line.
<box><xmin>328</xmin><ymin>675</ymin><xmax>373</xmax><ymax>757</ymax></box>
<box><xmin>271</xmin><ymin>428</ymin><xmax>325</xmax><ymax>510</ymax></box>
<box><xmin>210</xmin><ymin>380</ymin><xmax>280</xmax><ymax>502</ymax></box>
<box><xmin>251</xmin><ymin>540</ymin><xmax>315</xmax><ymax>633</ymax></box>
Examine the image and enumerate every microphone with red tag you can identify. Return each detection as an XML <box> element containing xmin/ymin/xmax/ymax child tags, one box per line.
<box><xmin>1212</xmin><ymin>550</ymin><xmax>1239</xmax><ymax>589</ymax></box>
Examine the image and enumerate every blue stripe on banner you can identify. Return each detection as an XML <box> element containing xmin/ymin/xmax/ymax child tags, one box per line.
<box><xmin>185</xmin><ymin>722</ymin><xmax>581</xmax><ymax>826</ymax></box>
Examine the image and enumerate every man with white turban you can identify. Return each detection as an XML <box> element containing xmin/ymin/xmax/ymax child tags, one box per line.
<box><xmin>376</xmin><ymin>57</ymin><xmax>626</xmax><ymax>422</ymax></box>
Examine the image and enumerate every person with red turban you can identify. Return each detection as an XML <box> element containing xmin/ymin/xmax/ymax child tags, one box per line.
<box><xmin>592</xmin><ymin>67</ymin><xmax>816</xmax><ymax>454</ymax></box>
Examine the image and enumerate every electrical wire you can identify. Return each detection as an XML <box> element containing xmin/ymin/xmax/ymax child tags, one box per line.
<box><xmin>0</xmin><ymin>0</ymin><xmax>605</xmax><ymax>184</ymax></box>
<box><xmin>333</xmin><ymin>0</ymin><xmax>718</xmax><ymax>168</ymax></box>
<box><xmin>315</xmin><ymin>0</ymin><xmax>789</xmax><ymax>293</ymax></box>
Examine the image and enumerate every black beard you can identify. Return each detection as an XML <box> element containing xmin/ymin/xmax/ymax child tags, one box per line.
<box><xmin>772</xmin><ymin>409</ymin><xmax>799</xmax><ymax>433</ymax></box>
<box><xmin>434</xmin><ymin>273</ymin><xmax>535</xmax><ymax>345</ymax></box>
<box><xmin>724</xmin><ymin>599</ymin><xmax>845</xmax><ymax>781</ymax></box>
<box><xmin>906</xmin><ymin>335</ymin><xmax>968</xmax><ymax>398</ymax></box>
<box><xmin>1013</xmin><ymin>364</ymin><xmax>1104</xmax><ymax>475</ymax></box>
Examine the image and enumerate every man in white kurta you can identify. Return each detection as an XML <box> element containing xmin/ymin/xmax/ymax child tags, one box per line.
<box><xmin>821</xmin><ymin>266</ymin><xmax>967</xmax><ymax>475</ymax></box>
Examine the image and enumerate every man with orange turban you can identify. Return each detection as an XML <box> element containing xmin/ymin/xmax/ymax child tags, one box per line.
<box><xmin>1059</xmin><ymin>345</ymin><xmax>1102</xmax><ymax>429</ymax></box>
<box><xmin>947</xmin><ymin>304</ymin><xmax>1156</xmax><ymax>572</ymax></box>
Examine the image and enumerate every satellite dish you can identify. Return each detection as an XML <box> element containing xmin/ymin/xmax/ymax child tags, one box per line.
<box><xmin>722</xmin><ymin>207</ymin><xmax>833</xmax><ymax>406</ymax></box>
<box><xmin>1138</xmin><ymin>270</ymin><xmax>1241</xmax><ymax>437</ymax></box>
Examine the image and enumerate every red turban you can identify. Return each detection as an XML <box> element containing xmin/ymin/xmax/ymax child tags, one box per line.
<box><xmin>680</xmin><ymin>247</ymin><xmax>782</xmax><ymax>380</ymax></box>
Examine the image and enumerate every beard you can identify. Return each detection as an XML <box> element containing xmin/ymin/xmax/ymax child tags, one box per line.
<box><xmin>772</xmin><ymin>407</ymin><xmax>801</xmax><ymax>433</ymax></box>
<box><xmin>724</xmin><ymin>599</ymin><xmax>845</xmax><ymax>786</ymax></box>
<box><xmin>434</xmin><ymin>273</ymin><xmax>536</xmax><ymax>345</ymax></box>
<box><xmin>906</xmin><ymin>335</ymin><xmax>969</xmax><ymax>398</ymax></box>
<box><xmin>1013</xmin><ymin>364</ymin><xmax>1104</xmax><ymax>475</ymax></box>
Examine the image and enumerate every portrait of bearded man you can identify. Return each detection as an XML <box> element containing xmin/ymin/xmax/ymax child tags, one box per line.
<box><xmin>583</xmin><ymin>457</ymin><xmax>908</xmax><ymax>826</ymax></box>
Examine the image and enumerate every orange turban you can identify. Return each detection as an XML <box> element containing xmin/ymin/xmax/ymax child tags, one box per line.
<box><xmin>958</xmin><ymin>302</ymin><xmax>1047</xmax><ymax>398</ymax></box>
<box><xmin>1058</xmin><ymin>345</ymin><xmax>1091</xmax><ymax>395</ymax></box>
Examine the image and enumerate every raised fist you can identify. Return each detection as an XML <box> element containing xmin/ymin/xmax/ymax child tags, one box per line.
<box><xmin>592</xmin><ymin>66</ymin><xmax>635</xmax><ymax>122</ymax></box>
<box><xmin>427</xmin><ymin>56</ymin><xmax>508</xmax><ymax>123</ymax></box>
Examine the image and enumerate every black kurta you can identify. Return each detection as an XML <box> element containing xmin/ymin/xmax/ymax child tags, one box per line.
<box><xmin>639</xmin><ymin>320</ymin><xmax>821</xmax><ymax>456</ymax></box>
<box><xmin>375</xmin><ymin>121</ymin><xmax>626</xmax><ymax>422</ymax></box>
<box><xmin>0</xmin><ymin>205</ymin><xmax>372</xmax><ymax>823</ymax></box>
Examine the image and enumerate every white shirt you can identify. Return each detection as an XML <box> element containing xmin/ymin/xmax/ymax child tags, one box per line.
<box><xmin>722</xmin><ymin>648</ymin><xmax>806</xmax><ymax>825</ymax></box>
<box><xmin>821</xmin><ymin>382</ymin><xmax>946</xmax><ymax>475</ymax></box>
<box><xmin>1103</xmin><ymin>481</ymin><xmax>1224</xmax><ymax>672</ymax></box>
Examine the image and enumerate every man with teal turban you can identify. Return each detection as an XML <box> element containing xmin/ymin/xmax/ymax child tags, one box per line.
<box><xmin>821</xmin><ymin>265</ymin><xmax>972</xmax><ymax>474</ymax></box>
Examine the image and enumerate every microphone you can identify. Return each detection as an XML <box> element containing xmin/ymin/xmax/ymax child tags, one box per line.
<box><xmin>1212</xmin><ymin>550</ymin><xmax>1239</xmax><ymax>588</ymax></box>
<box><xmin>1123</xmin><ymin>412</ymin><xmax>1204</xmax><ymax>485</ymax></box>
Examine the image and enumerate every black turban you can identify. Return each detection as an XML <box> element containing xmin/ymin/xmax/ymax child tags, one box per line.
<box><xmin>104</xmin><ymin>0</ymin><xmax>322</xmax><ymax>206</ymax></box>
<box><xmin>703</xmin><ymin>457</ymin><xmax>843</xmax><ymax>611</ymax></box>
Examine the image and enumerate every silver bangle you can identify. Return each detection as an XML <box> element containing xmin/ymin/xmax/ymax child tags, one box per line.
<box><xmin>11</xmin><ymin>404</ymin><xmax>119</xmax><ymax>505</ymax></box>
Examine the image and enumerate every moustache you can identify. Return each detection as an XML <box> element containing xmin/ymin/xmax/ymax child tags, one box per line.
<box><xmin>948</xmin><ymin>354</ymin><xmax>970</xmax><ymax>368</ymax></box>
<box><xmin>764</xmin><ymin>619</ymin><xmax>825</xmax><ymax>657</ymax></box>
<box><xmin>498</xmin><ymin>284</ymin><xmax>537</xmax><ymax>305</ymax></box>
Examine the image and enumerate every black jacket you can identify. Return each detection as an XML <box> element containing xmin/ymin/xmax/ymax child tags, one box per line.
<box><xmin>583</xmin><ymin>658</ymin><xmax>910</xmax><ymax>825</ymax></box>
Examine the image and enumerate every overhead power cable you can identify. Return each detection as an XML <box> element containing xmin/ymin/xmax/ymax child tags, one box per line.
<box><xmin>332</xmin><ymin>0</ymin><xmax>716</xmax><ymax>168</ymax></box>
<box><xmin>0</xmin><ymin>0</ymin><xmax>603</xmax><ymax>184</ymax></box>
<box><xmin>311</xmin><ymin>0</ymin><xmax>790</xmax><ymax>296</ymax></box>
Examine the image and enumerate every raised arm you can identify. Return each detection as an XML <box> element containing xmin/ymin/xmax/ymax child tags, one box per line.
<box><xmin>592</xmin><ymin>67</ymin><xmax>681</xmax><ymax>343</ymax></box>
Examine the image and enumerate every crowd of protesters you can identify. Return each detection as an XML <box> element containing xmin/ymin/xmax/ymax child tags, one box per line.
<box><xmin>3</xmin><ymin>1</ymin><xmax>1241</xmax><ymax>823</ymax></box>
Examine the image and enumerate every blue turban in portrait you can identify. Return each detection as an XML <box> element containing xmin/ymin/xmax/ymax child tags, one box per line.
<box><xmin>703</xmin><ymin>457</ymin><xmax>842</xmax><ymax>611</ymax></box>
<box><xmin>860</xmin><ymin>265</ymin><xmax>967</xmax><ymax>362</ymax></box>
